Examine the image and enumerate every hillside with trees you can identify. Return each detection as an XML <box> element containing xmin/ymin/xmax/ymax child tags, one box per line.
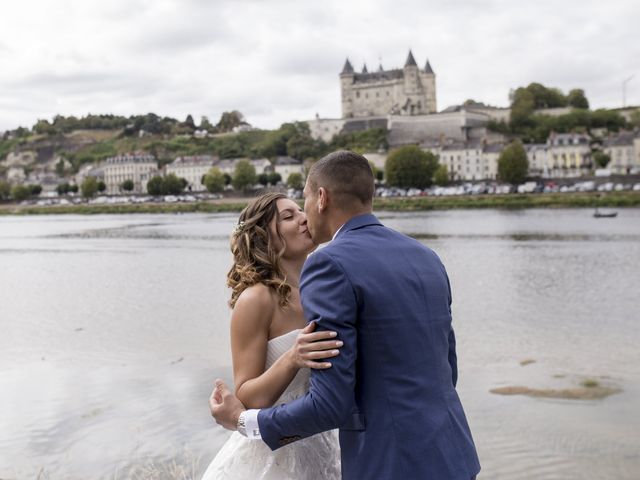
<box><xmin>488</xmin><ymin>83</ymin><xmax>630</xmax><ymax>143</ymax></box>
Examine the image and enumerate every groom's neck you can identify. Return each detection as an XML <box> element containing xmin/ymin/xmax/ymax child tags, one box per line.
<box><xmin>327</xmin><ymin>206</ymin><xmax>372</xmax><ymax>238</ymax></box>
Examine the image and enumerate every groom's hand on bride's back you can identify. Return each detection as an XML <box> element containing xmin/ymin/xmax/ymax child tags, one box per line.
<box><xmin>287</xmin><ymin>321</ymin><xmax>342</xmax><ymax>370</ymax></box>
<box><xmin>209</xmin><ymin>379</ymin><xmax>246</xmax><ymax>431</ymax></box>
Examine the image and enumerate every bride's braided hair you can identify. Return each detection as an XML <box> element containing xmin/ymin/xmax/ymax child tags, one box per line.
<box><xmin>227</xmin><ymin>192</ymin><xmax>292</xmax><ymax>309</ymax></box>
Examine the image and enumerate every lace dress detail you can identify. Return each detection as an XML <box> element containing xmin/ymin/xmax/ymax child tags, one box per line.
<box><xmin>202</xmin><ymin>330</ymin><xmax>341</xmax><ymax>479</ymax></box>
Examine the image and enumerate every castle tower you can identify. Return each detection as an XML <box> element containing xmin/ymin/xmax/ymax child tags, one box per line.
<box><xmin>339</xmin><ymin>52</ymin><xmax>437</xmax><ymax>118</ymax></box>
<box><xmin>340</xmin><ymin>58</ymin><xmax>355</xmax><ymax>118</ymax></box>
<box><xmin>421</xmin><ymin>59</ymin><xmax>437</xmax><ymax>112</ymax></box>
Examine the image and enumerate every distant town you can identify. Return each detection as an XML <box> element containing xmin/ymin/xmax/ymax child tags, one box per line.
<box><xmin>1</xmin><ymin>50</ymin><xmax>640</xmax><ymax>206</ymax></box>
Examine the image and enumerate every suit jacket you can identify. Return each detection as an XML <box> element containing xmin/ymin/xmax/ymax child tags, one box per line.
<box><xmin>258</xmin><ymin>214</ymin><xmax>480</xmax><ymax>479</ymax></box>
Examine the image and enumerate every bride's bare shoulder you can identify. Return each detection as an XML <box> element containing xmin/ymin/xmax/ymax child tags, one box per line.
<box><xmin>232</xmin><ymin>284</ymin><xmax>276</xmax><ymax>330</ymax></box>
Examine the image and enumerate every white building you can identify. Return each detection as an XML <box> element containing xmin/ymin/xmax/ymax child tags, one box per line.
<box><xmin>250</xmin><ymin>158</ymin><xmax>272</xmax><ymax>175</ymax></box>
<box><xmin>273</xmin><ymin>157</ymin><xmax>305</xmax><ymax>180</ymax></box>
<box><xmin>102</xmin><ymin>153</ymin><xmax>158</xmax><ymax>194</ymax></box>
<box><xmin>603</xmin><ymin>131</ymin><xmax>639</xmax><ymax>175</ymax></box>
<box><xmin>166</xmin><ymin>155</ymin><xmax>219</xmax><ymax>192</ymax></box>
<box><xmin>437</xmin><ymin>140</ymin><xmax>489</xmax><ymax>181</ymax></box>
<box><xmin>525</xmin><ymin>144</ymin><xmax>548</xmax><ymax>177</ymax></box>
<box><xmin>546</xmin><ymin>133</ymin><xmax>591</xmax><ymax>178</ymax></box>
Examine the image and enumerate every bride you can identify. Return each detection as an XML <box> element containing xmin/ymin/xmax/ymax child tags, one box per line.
<box><xmin>202</xmin><ymin>192</ymin><xmax>342</xmax><ymax>479</ymax></box>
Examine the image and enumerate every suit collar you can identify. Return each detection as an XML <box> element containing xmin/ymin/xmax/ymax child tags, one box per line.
<box><xmin>333</xmin><ymin>213</ymin><xmax>382</xmax><ymax>240</ymax></box>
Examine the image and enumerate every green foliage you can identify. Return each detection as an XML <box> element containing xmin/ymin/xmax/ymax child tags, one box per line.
<box><xmin>11</xmin><ymin>184</ymin><xmax>32</xmax><ymax>201</ymax></box>
<box><xmin>147</xmin><ymin>176</ymin><xmax>164</xmax><ymax>195</ymax></box>
<box><xmin>434</xmin><ymin>164</ymin><xmax>449</xmax><ymax>186</ymax></box>
<box><xmin>0</xmin><ymin>180</ymin><xmax>11</xmax><ymax>200</ymax></box>
<box><xmin>97</xmin><ymin>181</ymin><xmax>106</xmax><ymax>192</ymax></box>
<box><xmin>163</xmin><ymin>174</ymin><xmax>185</xmax><ymax>195</ymax></box>
<box><xmin>69</xmin><ymin>184</ymin><xmax>78</xmax><ymax>193</ymax></box>
<box><xmin>268</xmin><ymin>172</ymin><xmax>282</xmax><ymax>185</ymax></box>
<box><xmin>329</xmin><ymin>128</ymin><xmax>387</xmax><ymax>153</ymax></box>
<box><xmin>257</xmin><ymin>173</ymin><xmax>269</xmax><ymax>186</ymax></box>
<box><xmin>203</xmin><ymin>167</ymin><xmax>226</xmax><ymax>193</ymax></box>
<box><xmin>0</xmin><ymin>137</ymin><xmax>19</xmax><ymax>160</ymax></box>
<box><xmin>593</xmin><ymin>151</ymin><xmax>611</xmax><ymax>168</ymax></box>
<box><xmin>216</xmin><ymin>111</ymin><xmax>246</xmax><ymax>133</ymax></box>
<box><xmin>121</xmin><ymin>179</ymin><xmax>134</xmax><ymax>191</ymax></box>
<box><xmin>81</xmin><ymin>177</ymin><xmax>99</xmax><ymax>198</ymax></box>
<box><xmin>30</xmin><ymin>184</ymin><xmax>42</xmax><ymax>196</ymax></box>
<box><xmin>629</xmin><ymin>109</ymin><xmax>640</xmax><ymax>128</ymax></box>
<box><xmin>567</xmin><ymin>89</ymin><xmax>589</xmax><ymax>109</ymax></box>
<box><xmin>498</xmin><ymin>141</ymin><xmax>529</xmax><ymax>185</ymax></box>
<box><xmin>286</xmin><ymin>172</ymin><xmax>304</xmax><ymax>190</ymax></box>
<box><xmin>232</xmin><ymin>159</ymin><xmax>257</xmax><ymax>191</ymax></box>
<box><xmin>385</xmin><ymin>146</ymin><xmax>439</xmax><ymax>189</ymax></box>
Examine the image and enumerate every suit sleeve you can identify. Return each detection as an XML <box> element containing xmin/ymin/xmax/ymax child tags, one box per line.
<box><xmin>257</xmin><ymin>249</ymin><xmax>358</xmax><ymax>450</ymax></box>
<box><xmin>445</xmin><ymin>270</ymin><xmax>458</xmax><ymax>387</ymax></box>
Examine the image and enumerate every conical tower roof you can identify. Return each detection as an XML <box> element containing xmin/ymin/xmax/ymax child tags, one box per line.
<box><xmin>404</xmin><ymin>50</ymin><xmax>417</xmax><ymax>67</ymax></box>
<box><xmin>362</xmin><ymin>63</ymin><xmax>368</xmax><ymax>74</ymax></box>
<box><xmin>424</xmin><ymin>59</ymin><xmax>434</xmax><ymax>74</ymax></box>
<box><xmin>341</xmin><ymin>58</ymin><xmax>354</xmax><ymax>75</ymax></box>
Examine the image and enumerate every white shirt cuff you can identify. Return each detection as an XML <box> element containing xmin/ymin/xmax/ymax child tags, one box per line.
<box><xmin>241</xmin><ymin>409</ymin><xmax>262</xmax><ymax>439</ymax></box>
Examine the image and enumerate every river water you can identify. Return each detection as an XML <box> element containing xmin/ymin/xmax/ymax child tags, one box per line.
<box><xmin>0</xmin><ymin>209</ymin><xmax>639</xmax><ymax>479</ymax></box>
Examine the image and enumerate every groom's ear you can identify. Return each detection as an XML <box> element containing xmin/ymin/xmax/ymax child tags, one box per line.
<box><xmin>318</xmin><ymin>187</ymin><xmax>328</xmax><ymax>213</ymax></box>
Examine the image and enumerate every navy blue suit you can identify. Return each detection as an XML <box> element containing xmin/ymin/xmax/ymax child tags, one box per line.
<box><xmin>258</xmin><ymin>214</ymin><xmax>480</xmax><ymax>479</ymax></box>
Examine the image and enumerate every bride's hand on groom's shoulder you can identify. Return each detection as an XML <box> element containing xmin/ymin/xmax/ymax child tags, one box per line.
<box><xmin>287</xmin><ymin>322</ymin><xmax>343</xmax><ymax>370</ymax></box>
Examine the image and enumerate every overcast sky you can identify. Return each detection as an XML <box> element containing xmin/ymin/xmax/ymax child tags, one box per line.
<box><xmin>0</xmin><ymin>0</ymin><xmax>638</xmax><ymax>132</ymax></box>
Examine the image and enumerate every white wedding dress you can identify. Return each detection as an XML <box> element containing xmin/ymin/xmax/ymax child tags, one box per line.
<box><xmin>202</xmin><ymin>329</ymin><xmax>341</xmax><ymax>479</ymax></box>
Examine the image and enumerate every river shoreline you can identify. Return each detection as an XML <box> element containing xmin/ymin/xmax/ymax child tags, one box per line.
<box><xmin>1</xmin><ymin>191</ymin><xmax>639</xmax><ymax>215</ymax></box>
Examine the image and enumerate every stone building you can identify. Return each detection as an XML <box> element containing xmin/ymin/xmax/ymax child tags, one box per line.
<box><xmin>603</xmin><ymin>131</ymin><xmax>640</xmax><ymax>174</ymax></box>
<box><xmin>102</xmin><ymin>153</ymin><xmax>158</xmax><ymax>195</ymax></box>
<box><xmin>546</xmin><ymin>133</ymin><xmax>592</xmax><ymax>178</ymax></box>
<box><xmin>166</xmin><ymin>155</ymin><xmax>219</xmax><ymax>192</ymax></box>
<box><xmin>273</xmin><ymin>156</ymin><xmax>304</xmax><ymax>180</ymax></box>
<box><xmin>340</xmin><ymin>51</ymin><xmax>436</xmax><ymax>118</ymax></box>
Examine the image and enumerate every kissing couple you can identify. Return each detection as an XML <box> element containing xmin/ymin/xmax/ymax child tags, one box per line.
<box><xmin>203</xmin><ymin>151</ymin><xmax>480</xmax><ymax>479</ymax></box>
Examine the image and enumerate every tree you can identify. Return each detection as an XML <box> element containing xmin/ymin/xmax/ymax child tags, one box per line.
<box><xmin>385</xmin><ymin>145</ymin><xmax>439</xmax><ymax>189</ymax></box>
<box><xmin>97</xmin><ymin>181</ymin><xmax>106</xmax><ymax>192</ymax></box>
<box><xmin>147</xmin><ymin>176</ymin><xmax>164</xmax><ymax>195</ymax></box>
<box><xmin>593</xmin><ymin>151</ymin><xmax>611</xmax><ymax>169</ymax></box>
<box><xmin>199</xmin><ymin>116</ymin><xmax>214</xmax><ymax>131</ymax></box>
<box><xmin>121</xmin><ymin>179</ymin><xmax>134</xmax><ymax>192</ymax></box>
<box><xmin>203</xmin><ymin>167</ymin><xmax>225</xmax><ymax>193</ymax></box>
<box><xmin>55</xmin><ymin>158</ymin><xmax>66</xmax><ymax>177</ymax></box>
<box><xmin>287</xmin><ymin>172</ymin><xmax>304</xmax><ymax>190</ymax></box>
<box><xmin>232</xmin><ymin>159</ymin><xmax>257</xmax><ymax>191</ymax></box>
<box><xmin>264</xmin><ymin>172</ymin><xmax>280</xmax><ymax>185</ymax></box>
<box><xmin>163</xmin><ymin>174</ymin><xmax>185</xmax><ymax>195</ymax></box>
<box><xmin>434</xmin><ymin>164</ymin><xmax>449</xmax><ymax>186</ymax></box>
<box><xmin>567</xmin><ymin>89</ymin><xmax>589</xmax><ymax>109</ymax></box>
<box><xmin>0</xmin><ymin>180</ymin><xmax>10</xmax><ymax>200</ymax></box>
<box><xmin>257</xmin><ymin>173</ymin><xmax>269</xmax><ymax>186</ymax></box>
<box><xmin>216</xmin><ymin>111</ymin><xmax>245</xmax><ymax>133</ymax></box>
<box><xmin>30</xmin><ymin>184</ymin><xmax>42</xmax><ymax>196</ymax></box>
<box><xmin>10</xmin><ymin>185</ymin><xmax>32</xmax><ymax>202</ymax></box>
<box><xmin>497</xmin><ymin>140</ymin><xmax>529</xmax><ymax>185</ymax></box>
<box><xmin>81</xmin><ymin>177</ymin><xmax>98</xmax><ymax>199</ymax></box>
<box><xmin>69</xmin><ymin>184</ymin><xmax>79</xmax><ymax>194</ymax></box>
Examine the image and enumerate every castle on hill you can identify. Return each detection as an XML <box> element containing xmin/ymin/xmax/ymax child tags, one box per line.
<box><xmin>340</xmin><ymin>50</ymin><xmax>436</xmax><ymax>118</ymax></box>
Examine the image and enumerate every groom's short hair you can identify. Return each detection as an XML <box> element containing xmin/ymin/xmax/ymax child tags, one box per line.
<box><xmin>308</xmin><ymin>150</ymin><xmax>375</xmax><ymax>207</ymax></box>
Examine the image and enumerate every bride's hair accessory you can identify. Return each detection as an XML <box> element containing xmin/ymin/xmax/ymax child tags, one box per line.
<box><xmin>232</xmin><ymin>221</ymin><xmax>246</xmax><ymax>236</ymax></box>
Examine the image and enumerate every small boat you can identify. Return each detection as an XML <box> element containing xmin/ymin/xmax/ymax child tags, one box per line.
<box><xmin>594</xmin><ymin>208</ymin><xmax>618</xmax><ymax>218</ymax></box>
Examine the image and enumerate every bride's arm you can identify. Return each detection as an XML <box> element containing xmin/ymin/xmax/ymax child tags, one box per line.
<box><xmin>230</xmin><ymin>285</ymin><xmax>340</xmax><ymax>409</ymax></box>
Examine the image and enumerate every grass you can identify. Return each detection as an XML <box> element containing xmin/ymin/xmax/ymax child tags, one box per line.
<box><xmin>1</xmin><ymin>191</ymin><xmax>639</xmax><ymax>216</ymax></box>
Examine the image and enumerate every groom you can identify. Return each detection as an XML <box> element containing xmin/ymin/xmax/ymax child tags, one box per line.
<box><xmin>211</xmin><ymin>150</ymin><xmax>480</xmax><ymax>479</ymax></box>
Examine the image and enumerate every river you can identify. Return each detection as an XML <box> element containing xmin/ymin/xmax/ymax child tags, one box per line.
<box><xmin>1</xmin><ymin>209</ymin><xmax>639</xmax><ymax>479</ymax></box>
